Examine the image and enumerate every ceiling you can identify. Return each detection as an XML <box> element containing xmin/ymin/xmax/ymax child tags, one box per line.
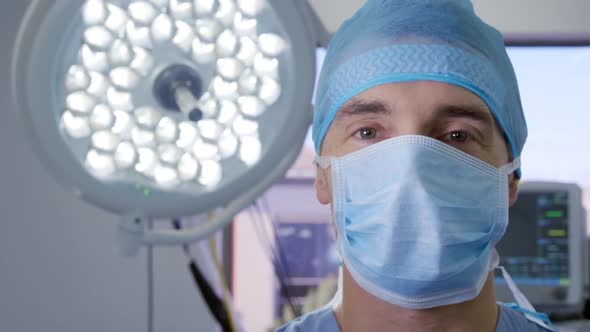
<box><xmin>308</xmin><ymin>0</ymin><xmax>590</xmax><ymax>38</ymax></box>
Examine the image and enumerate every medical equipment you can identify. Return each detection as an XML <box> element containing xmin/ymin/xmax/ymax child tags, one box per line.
<box><xmin>11</xmin><ymin>0</ymin><xmax>329</xmax><ymax>253</ymax></box>
<box><xmin>495</xmin><ymin>182</ymin><xmax>588</xmax><ymax>316</ymax></box>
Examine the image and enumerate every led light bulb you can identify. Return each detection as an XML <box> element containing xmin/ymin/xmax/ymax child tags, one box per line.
<box><xmin>237</xmin><ymin>0</ymin><xmax>266</xmax><ymax>17</ymax></box>
<box><xmin>253</xmin><ymin>53</ymin><xmax>278</xmax><ymax>79</ymax></box>
<box><xmin>87</xmin><ymin>72</ymin><xmax>109</xmax><ymax>97</ymax></box>
<box><xmin>173</xmin><ymin>21</ymin><xmax>195</xmax><ymax>53</ymax></box>
<box><xmin>110</xmin><ymin>67</ymin><xmax>140</xmax><ymax>90</ymax></box>
<box><xmin>198</xmin><ymin>119</ymin><xmax>222</xmax><ymax>140</ymax></box>
<box><xmin>114</xmin><ymin>141</ymin><xmax>137</xmax><ymax>169</ymax></box>
<box><xmin>211</xmin><ymin>76</ymin><xmax>238</xmax><ymax>99</ymax></box>
<box><xmin>192</xmin><ymin>140</ymin><xmax>219</xmax><ymax>160</ymax></box>
<box><xmin>112</xmin><ymin>110</ymin><xmax>134</xmax><ymax>137</ymax></box>
<box><xmin>156</xmin><ymin>117</ymin><xmax>179</xmax><ymax>142</ymax></box>
<box><xmin>128</xmin><ymin>1</ymin><xmax>157</xmax><ymax>25</ymax></box>
<box><xmin>219</xmin><ymin>130</ymin><xmax>238</xmax><ymax>158</ymax></box>
<box><xmin>217</xmin><ymin>100</ymin><xmax>238</xmax><ymax>125</ymax></box>
<box><xmin>149</xmin><ymin>0</ymin><xmax>169</xmax><ymax>9</ymax></box>
<box><xmin>178</xmin><ymin>153</ymin><xmax>199</xmax><ymax>180</ymax></box>
<box><xmin>154</xmin><ymin>164</ymin><xmax>180</xmax><ymax>187</ymax></box>
<box><xmin>130</xmin><ymin>47</ymin><xmax>154</xmax><ymax>76</ymax></box>
<box><xmin>151</xmin><ymin>13</ymin><xmax>174</xmax><ymax>42</ymax></box>
<box><xmin>215</xmin><ymin>0</ymin><xmax>236</xmax><ymax>26</ymax></box>
<box><xmin>233</xmin><ymin>12</ymin><xmax>257</xmax><ymax>36</ymax></box>
<box><xmin>258</xmin><ymin>77</ymin><xmax>281</xmax><ymax>105</ymax></box>
<box><xmin>135</xmin><ymin>107</ymin><xmax>161</xmax><ymax>128</ymax></box>
<box><xmin>132</xmin><ymin>127</ymin><xmax>156</xmax><ymax>147</ymax></box>
<box><xmin>135</xmin><ymin>148</ymin><xmax>157</xmax><ymax>175</ymax></box>
<box><xmin>176</xmin><ymin>122</ymin><xmax>199</xmax><ymax>150</ymax></box>
<box><xmin>86</xmin><ymin>149</ymin><xmax>116</xmax><ymax>177</ymax></box>
<box><xmin>126</xmin><ymin>21</ymin><xmax>152</xmax><ymax>49</ymax></box>
<box><xmin>109</xmin><ymin>39</ymin><xmax>134</xmax><ymax>66</ymax></box>
<box><xmin>62</xmin><ymin>111</ymin><xmax>91</xmax><ymax>138</ymax></box>
<box><xmin>237</xmin><ymin>69</ymin><xmax>260</xmax><ymax>95</ymax></box>
<box><xmin>67</xmin><ymin>91</ymin><xmax>96</xmax><ymax>114</ymax></box>
<box><xmin>216</xmin><ymin>58</ymin><xmax>245</xmax><ymax>81</ymax></box>
<box><xmin>258</xmin><ymin>33</ymin><xmax>286</xmax><ymax>57</ymax></box>
<box><xmin>85</xmin><ymin>26</ymin><xmax>113</xmax><ymax>50</ymax></box>
<box><xmin>66</xmin><ymin>65</ymin><xmax>90</xmax><ymax>91</ymax></box>
<box><xmin>158</xmin><ymin>144</ymin><xmax>183</xmax><ymax>164</ymax></box>
<box><xmin>232</xmin><ymin>116</ymin><xmax>258</xmax><ymax>136</ymax></box>
<box><xmin>192</xmin><ymin>39</ymin><xmax>216</xmax><ymax>64</ymax></box>
<box><xmin>199</xmin><ymin>160</ymin><xmax>222</xmax><ymax>187</ymax></box>
<box><xmin>198</xmin><ymin>92</ymin><xmax>219</xmax><ymax>117</ymax></box>
<box><xmin>195</xmin><ymin>18</ymin><xmax>223</xmax><ymax>43</ymax></box>
<box><xmin>90</xmin><ymin>104</ymin><xmax>115</xmax><ymax>130</ymax></box>
<box><xmin>194</xmin><ymin>0</ymin><xmax>218</xmax><ymax>16</ymax></box>
<box><xmin>239</xmin><ymin>135</ymin><xmax>262</xmax><ymax>166</ymax></box>
<box><xmin>92</xmin><ymin>131</ymin><xmax>120</xmax><ymax>152</ymax></box>
<box><xmin>170</xmin><ymin>0</ymin><xmax>194</xmax><ymax>20</ymax></box>
<box><xmin>107</xmin><ymin>87</ymin><xmax>134</xmax><ymax>111</ymax></box>
<box><xmin>83</xmin><ymin>0</ymin><xmax>107</xmax><ymax>25</ymax></box>
<box><xmin>237</xmin><ymin>96</ymin><xmax>265</xmax><ymax>117</ymax></box>
<box><xmin>80</xmin><ymin>45</ymin><xmax>109</xmax><ymax>72</ymax></box>
<box><xmin>215</xmin><ymin>29</ymin><xmax>238</xmax><ymax>57</ymax></box>
<box><xmin>105</xmin><ymin>4</ymin><xmax>128</xmax><ymax>34</ymax></box>
<box><xmin>236</xmin><ymin>37</ymin><xmax>257</xmax><ymax>66</ymax></box>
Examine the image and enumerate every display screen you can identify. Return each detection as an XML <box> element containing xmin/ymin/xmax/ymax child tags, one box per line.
<box><xmin>496</xmin><ymin>191</ymin><xmax>569</xmax><ymax>286</ymax></box>
<box><xmin>274</xmin><ymin>222</ymin><xmax>340</xmax><ymax>315</ymax></box>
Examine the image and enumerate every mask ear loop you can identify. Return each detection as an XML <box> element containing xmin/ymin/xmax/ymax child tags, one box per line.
<box><xmin>499</xmin><ymin>266</ymin><xmax>558</xmax><ymax>331</ymax></box>
<box><xmin>314</xmin><ymin>156</ymin><xmax>334</xmax><ymax>169</ymax></box>
<box><xmin>314</xmin><ymin>155</ymin><xmax>342</xmax><ymax>309</ymax></box>
<box><xmin>500</xmin><ymin>157</ymin><xmax>521</xmax><ymax>176</ymax></box>
<box><xmin>497</xmin><ymin>157</ymin><xmax>557</xmax><ymax>331</ymax></box>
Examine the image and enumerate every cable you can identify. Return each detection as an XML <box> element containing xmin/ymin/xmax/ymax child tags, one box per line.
<box><xmin>254</xmin><ymin>200</ymin><xmax>295</xmax><ymax>291</ymax></box>
<box><xmin>187</xmin><ymin>261</ymin><xmax>233</xmax><ymax>331</ymax></box>
<box><xmin>209</xmin><ymin>234</ymin><xmax>238</xmax><ymax>332</ymax></box>
<box><xmin>253</xmin><ymin>204</ymin><xmax>298</xmax><ymax>317</ymax></box>
<box><xmin>257</xmin><ymin>200</ymin><xmax>300</xmax><ymax>317</ymax></box>
<box><xmin>172</xmin><ymin>219</ymin><xmax>235</xmax><ymax>332</ymax></box>
<box><xmin>258</xmin><ymin>197</ymin><xmax>296</xmax><ymax>293</ymax></box>
<box><xmin>147</xmin><ymin>219</ymin><xmax>155</xmax><ymax>332</ymax></box>
<box><xmin>248</xmin><ymin>203</ymin><xmax>300</xmax><ymax>317</ymax></box>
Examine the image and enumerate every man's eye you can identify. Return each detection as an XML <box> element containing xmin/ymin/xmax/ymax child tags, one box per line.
<box><xmin>357</xmin><ymin>128</ymin><xmax>378</xmax><ymax>140</ymax></box>
<box><xmin>448</xmin><ymin>130</ymin><xmax>471</xmax><ymax>143</ymax></box>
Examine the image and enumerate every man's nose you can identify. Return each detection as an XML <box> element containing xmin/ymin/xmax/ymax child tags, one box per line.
<box><xmin>390</xmin><ymin>117</ymin><xmax>431</xmax><ymax>138</ymax></box>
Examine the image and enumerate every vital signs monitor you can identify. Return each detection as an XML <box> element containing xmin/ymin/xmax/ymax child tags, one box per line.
<box><xmin>495</xmin><ymin>182</ymin><xmax>587</xmax><ymax>315</ymax></box>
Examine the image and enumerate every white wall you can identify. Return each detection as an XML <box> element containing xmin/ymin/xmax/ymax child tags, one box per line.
<box><xmin>0</xmin><ymin>1</ymin><xmax>216</xmax><ymax>332</ymax></box>
<box><xmin>309</xmin><ymin>0</ymin><xmax>590</xmax><ymax>37</ymax></box>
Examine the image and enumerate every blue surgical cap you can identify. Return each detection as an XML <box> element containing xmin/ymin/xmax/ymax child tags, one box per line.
<box><xmin>312</xmin><ymin>0</ymin><xmax>526</xmax><ymax>174</ymax></box>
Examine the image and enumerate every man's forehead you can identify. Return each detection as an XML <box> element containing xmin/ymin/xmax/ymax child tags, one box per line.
<box><xmin>333</xmin><ymin>82</ymin><xmax>495</xmax><ymax>125</ymax></box>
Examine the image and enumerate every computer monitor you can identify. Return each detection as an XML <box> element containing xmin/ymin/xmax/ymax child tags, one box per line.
<box><xmin>494</xmin><ymin>182</ymin><xmax>587</xmax><ymax>314</ymax></box>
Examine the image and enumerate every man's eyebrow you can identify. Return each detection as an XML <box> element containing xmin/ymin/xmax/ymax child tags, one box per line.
<box><xmin>334</xmin><ymin>99</ymin><xmax>393</xmax><ymax>123</ymax></box>
<box><xmin>435</xmin><ymin>104</ymin><xmax>494</xmax><ymax>127</ymax></box>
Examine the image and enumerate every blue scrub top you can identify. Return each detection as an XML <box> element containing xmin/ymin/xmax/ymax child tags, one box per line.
<box><xmin>276</xmin><ymin>303</ymin><xmax>551</xmax><ymax>332</ymax></box>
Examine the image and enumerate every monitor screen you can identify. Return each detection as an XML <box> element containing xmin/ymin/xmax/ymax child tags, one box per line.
<box><xmin>496</xmin><ymin>191</ymin><xmax>570</xmax><ymax>286</ymax></box>
<box><xmin>274</xmin><ymin>222</ymin><xmax>340</xmax><ymax>314</ymax></box>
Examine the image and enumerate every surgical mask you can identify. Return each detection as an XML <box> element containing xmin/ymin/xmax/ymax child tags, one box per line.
<box><xmin>315</xmin><ymin>135</ymin><xmax>520</xmax><ymax>309</ymax></box>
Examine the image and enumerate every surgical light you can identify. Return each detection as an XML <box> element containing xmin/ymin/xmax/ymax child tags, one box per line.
<box><xmin>12</xmin><ymin>0</ymin><xmax>328</xmax><ymax>253</ymax></box>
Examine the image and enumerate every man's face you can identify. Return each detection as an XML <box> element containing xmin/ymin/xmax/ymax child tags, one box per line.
<box><xmin>315</xmin><ymin>80</ymin><xmax>519</xmax><ymax>206</ymax></box>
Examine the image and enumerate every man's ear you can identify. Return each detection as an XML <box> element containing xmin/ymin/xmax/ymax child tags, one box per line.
<box><xmin>508</xmin><ymin>174</ymin><xmax>519</xmax><ymax>207</ymax></box>
<box><xmin>315</xmin><ymin>167</ymin><xmax>331</xmax><ymax>205</ymax></box>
